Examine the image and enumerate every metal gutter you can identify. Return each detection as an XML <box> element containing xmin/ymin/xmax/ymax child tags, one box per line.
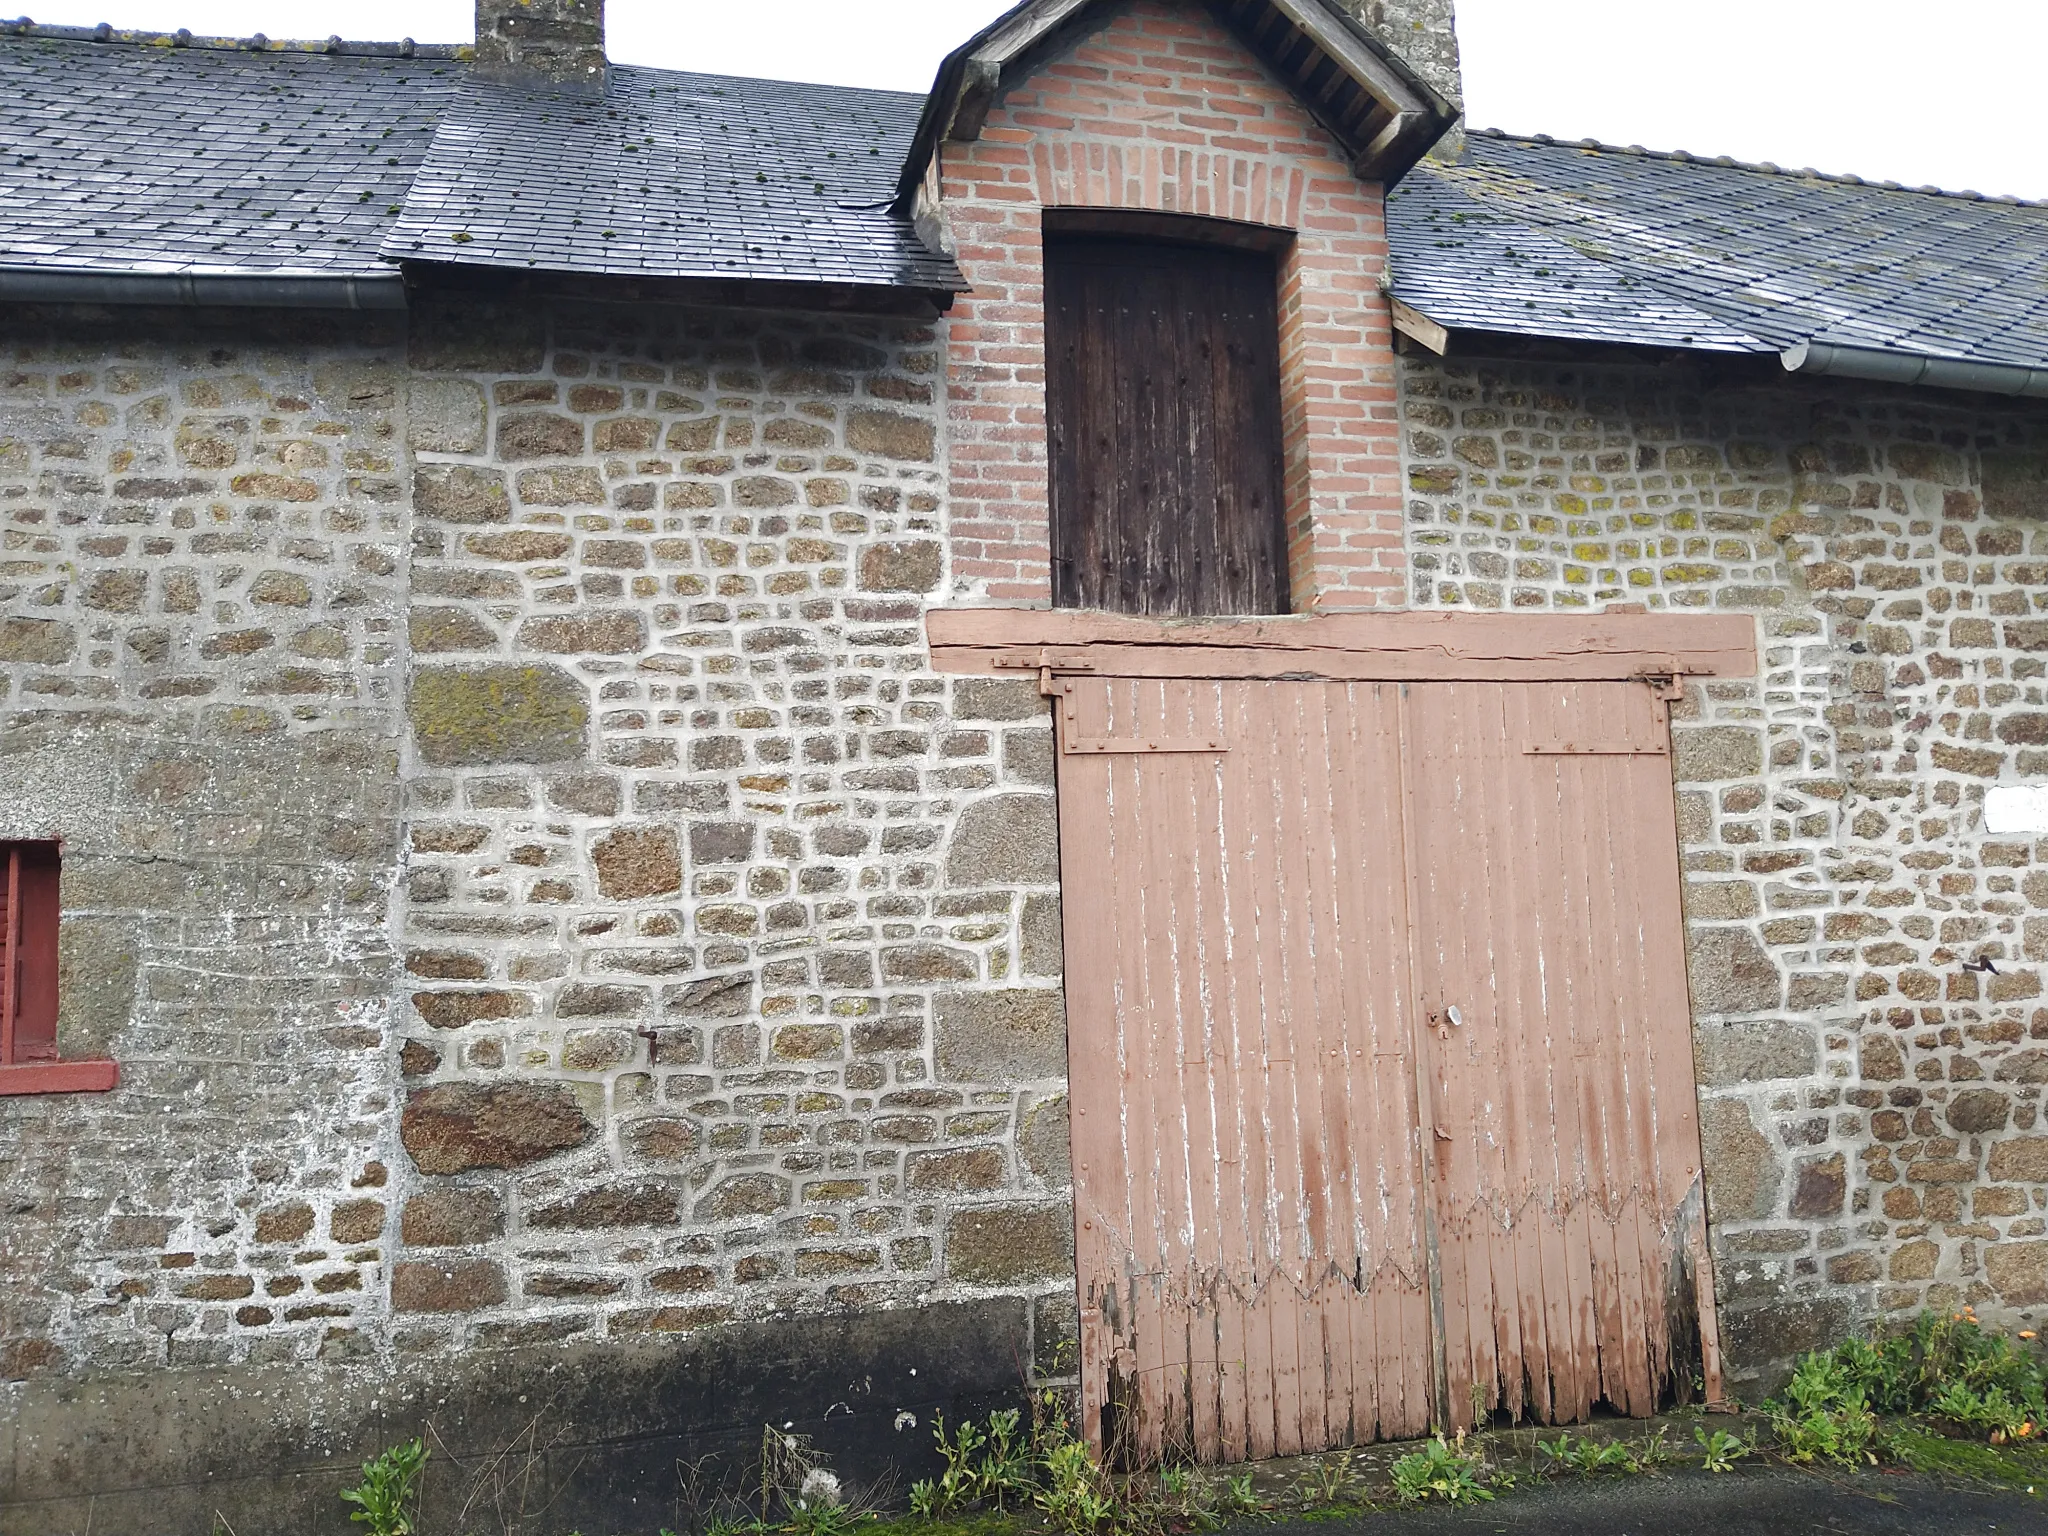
<box><xmin>1781</xmin><ymin>339</ymin><xmax>2048</xmax><ymax>399</ymax></box>
<box><xmin>0</xmin><ymin>267</ymin><xmax>408</xmax><ymax>310</ymax></box>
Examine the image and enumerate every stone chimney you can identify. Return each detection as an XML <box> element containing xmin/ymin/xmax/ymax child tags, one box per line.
<box><xmin>1344</xmin><ymin>0</ymin><xmax>1462</xmax><ymax>115</ymax></box>
<box><xmin>475</xmin><ymin>0</ymin><xmax>607</xmax><ymax>90</ymax></box>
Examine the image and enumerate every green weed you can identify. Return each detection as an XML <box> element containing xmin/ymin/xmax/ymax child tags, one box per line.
<box><xmin>1537</xmin><ymin>1430</ymin><xmax>1636</xmax><ymax>1475</ymax></box>
<box><xmin>1929</xmin><ymin>1381</ymin><xmax>2035</xmax><ymax>1439</ymax></box>
<box><xmin>1767</xmin><ymin>1353</ymin><xmax>1880</xmax><ymax>1466</ymax></box>
<box><xmin>340</xmin><ymin>1437</ymin><xmax>428</xmax><ymax>1536</ymax></box>
<box><xmin>1834</xmin><ymin>1311</ymin><xmax>2047</xmax><ymax>1429</ymax></box>
<box><xmin>1769</xmin><ymin>1310</ymin><xmax>2048</xmax><ymax>1463</ymax></box>
<box><xmin>903</xmin><ymin>1393</ymin><xmax>1234</xmax><ymax>1536</ymax></box>
<box><xmin>1035</xmin><ymin>1440</ymin><xmax>1121</xmax><ymax>1534</ymax></box>
<box><xmin>1294</xmin><ymin>1451</ymin><xmax>1354</xmax><ymax>1507</ymax></box>
<box><xmin>1536</xmin><ymin>1427</ymin><xmax>1670</xmax><ymax>1477</ymax></box>
<box><xmin>785</xmin><ymin>1505</ymin><xmax>861</xmax><ymax>1536</ymax></box>
<box><xmin>913</xmin><ymin>1408</ymin><xmax>1040</xmax><ymax>1519</ymax></box>
<box><xmin>1217</xmin><ymin>1472</ymin><xmax>1260</xmax><ymax>1515</ymax></box>
<box><xmin>1389</xmin><ymin>1432</ymin><xmax>1494</xmax><ymax>1504</ymax></box>
<box><xmin>1151</xmin><ymin>1464</ymin><xmax>1231</xmax><ymax>1530</ymax></box>
<box><xmin>1695</xmin><ymin>1425</ymin><xmax>1754</xmax><ymax>1473</ymax></box>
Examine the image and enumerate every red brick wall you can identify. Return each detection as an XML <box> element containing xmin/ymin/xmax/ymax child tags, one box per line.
<box><xmin>938</xmin><ymin>0</ymin><xmax>1406</xmax><ymax>609</ymax></box>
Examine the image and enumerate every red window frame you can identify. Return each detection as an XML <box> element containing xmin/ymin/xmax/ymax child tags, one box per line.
<box><xmin>0</xmin><ymin>840</ymin><xmax>117</xmax><ymax>1095</ymax></box>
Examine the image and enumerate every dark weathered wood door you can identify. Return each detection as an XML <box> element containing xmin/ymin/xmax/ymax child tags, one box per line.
<box><xmin>1044</xmin><ymin>236</ymin><xmax>1289</xmax><ymax>616</ymax></box>
<box><xmin>1053</xmin><ymin>671</ymin><xmax>1720</xmax><ymax>1463</ymax></box>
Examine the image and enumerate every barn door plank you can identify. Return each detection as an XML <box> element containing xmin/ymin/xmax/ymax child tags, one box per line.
<box><xmin>1579</xmin><ymin>683</ymin><xmax>1660</xmax><ymax>1414</ymax></box>
<box><xmin>1563</xmin><ymin>687</ymin><xmax>1637</xmax><ymax>1410</ymax></box>
<box><xmin>1161</xmin><ymin>680</ymin><xmax>1224</xmax><ymax>1463</ymax></box>
<box><xmin>1306</xmin><ymin>682</ymin><xmax>1367</xmax><ymax>1448</ymax></box>
<box><xmin>1296</xmin><ymin>683</ymin><xmax>1352</xmax><ymax>1453</ymax></box>
<box><xmin>1341</xmin><ymin>683</ymin><xmax>1436</xmax><ymax>1441</ymax></box>
<box><xmin>1543</xmin><ymin>687</ymin><xmax>1628</xmax><ymax>1414</ymax></box>
<box><xmin>1469</xmin><ymin>684</ymin><xmax>1533</xmax><ymax>1423</ymax></box>
<box><xmin>1120</xmin><ymin>682</ymin><xmax>1176</xmax><ymax>1463</ymax></box>
<box><xmin>1060</xmin><ymin>695</ymin><xmax>1125</xmax><ymax>1456</ymax></box>
<box><xmin>1249</xmin><ymin>680</ymin><xmax>1308</xmax><ymax>1459</ymax></box>
<box><xmin>1496</xmin><ymin>683</ymin><xmax>1565</xmax><ymax>1423</ymax></box>
<box><xmin>1194</xmin><ymin>679</ymin><xmax>1253</xmax><ymax>1463</ymax></box>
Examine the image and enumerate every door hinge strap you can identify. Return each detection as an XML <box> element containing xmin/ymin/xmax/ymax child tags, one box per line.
<box><xmin>988</xmin><ymin>651</ymin><xmax>1097</xmax><ymax>693</ymax></box>
<box><xmin>1525</xmin><ymin>742</ymin><xmax>1668</xmax><ymax>757</ymax></box>
<box><xmin>1041</xmin><ymin>671</ymin><xmax>1228</xmax><ymax>755</ymax></box>
<box><xmin>1064</xmin><ymin>737</ymin><xmax>1230</xmax><ymax>756</ymax></box>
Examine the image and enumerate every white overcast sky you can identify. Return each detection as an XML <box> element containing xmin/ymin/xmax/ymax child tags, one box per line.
<box><xmin>25</xmin><ymin>1</ymin><xmax>2048</xmax><ymax>199</ymax></box>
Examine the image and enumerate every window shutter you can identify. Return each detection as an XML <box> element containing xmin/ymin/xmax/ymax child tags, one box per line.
<box><xmin>1</xmin><ymin>841</ymin><xmax>61</xmax><ymax>1065</ymax></box>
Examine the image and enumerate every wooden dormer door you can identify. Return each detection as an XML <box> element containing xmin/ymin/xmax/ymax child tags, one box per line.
<box><xmin>1044</xmin><ymin>232</ymin><xmax>1290</xmax><ymax>618</ymax></box>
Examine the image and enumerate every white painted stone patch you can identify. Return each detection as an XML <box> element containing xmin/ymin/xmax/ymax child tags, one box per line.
<box><xmin>1985</xmin><ymin>785</ymin><xmax>2048</xmax><ymax>836</ymax></box>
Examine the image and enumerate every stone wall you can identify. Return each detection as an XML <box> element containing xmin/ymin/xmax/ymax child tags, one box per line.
<box><xmin>0</xmin><ymin>308</ymin><xmax>407</xmax><ymax>1380</ymax></box>
<box><xmin>0</xmin><ymin>296</ymin><xmax>1079</xmax><ymax>1532</ymax></box>
<box><xmin>1399</xmin><ymin>347</ymin><xmax>2048</xmax><ymax>1389</ymax></box>
<box><xmin>386</xmin><ymin>295</ymin><xmax>1075</xmax><ymax>1364</ymax></box>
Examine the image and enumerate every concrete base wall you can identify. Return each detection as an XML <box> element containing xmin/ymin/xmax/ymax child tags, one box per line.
<box><xmin>1</xmin><ymin>1298</ymin><xmax>1028</xmax><ymax>1536</ymax></box>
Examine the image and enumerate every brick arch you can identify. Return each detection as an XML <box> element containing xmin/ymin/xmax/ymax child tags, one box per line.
<box><xmin>1030</xmin><ymin>142</ymin><xmax>1312</xmax><ymax>230</ymax></box>
<box><xmin>937</xmin><ymin>0</ymin><xmax>1406</xmax><ymax>611</ymax></box>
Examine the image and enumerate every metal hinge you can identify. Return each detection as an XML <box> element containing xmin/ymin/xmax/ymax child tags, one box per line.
<box><xmin>1637</xmin><ymin>670</ymin><xmax>1688</xmax><ymax>703</ymax></box>
<box><xmin>1525</xmin><ymin>741</ymin><xmax>1669</xmax><ymax>757</ymax></box>
<box><xmin>988</xmin><ymin>650</ymin><xmax>1096</xmax><ymax>690</ymax></box>
<box><xmin>1041</xmin><ymin>675</ymin><xmax>1229</xmax><ymax>757</ymax></box>
<box><xmin>1063</xmin><ymin>735</ymin><xmax>1231</xmax><ymax>756</ymax></box>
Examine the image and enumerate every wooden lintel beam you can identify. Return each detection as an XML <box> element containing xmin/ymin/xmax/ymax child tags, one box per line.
<box><xmin>947</xmin><ymin>57</ymin><xmax>1002</xmax><ymax>142</ymax></box>
<box><xmin>946</xmin><ymin>0</ymin><xmax>1094</xmax><ymax>142</ymax></box>
<box><xmin>926</xmin><ymin>607</ymin><xmax>1759</xmax><ymax>683</ymax></box>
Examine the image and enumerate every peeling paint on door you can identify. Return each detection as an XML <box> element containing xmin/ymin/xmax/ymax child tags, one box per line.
<box><xmin>1055</xmin><ymin>674</ymin><xmax>1722</xmax><ymax>1462</ymax></box>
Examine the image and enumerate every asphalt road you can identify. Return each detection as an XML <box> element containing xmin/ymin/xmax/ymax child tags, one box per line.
<box><xmin>1245</xmin><ymin>1465</ymin><xmax>2046</xmax><ymax>1534</ymax></box>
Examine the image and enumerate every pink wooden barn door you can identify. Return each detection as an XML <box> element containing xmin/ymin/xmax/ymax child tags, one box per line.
<box><xmin>1401</xmin><ymin>681</ymin><xmax>1720</xmax><ymax>1434</ymax></box>
<box><xmin>1054</xmin><ymin>673</ymin><xmax>1718</xmax><ymax>1464</ymax></box>
<box><xmin>1055</xmin><ymin>676</ymin><xmax>1437</xmax><ymax>1466</ymax></box>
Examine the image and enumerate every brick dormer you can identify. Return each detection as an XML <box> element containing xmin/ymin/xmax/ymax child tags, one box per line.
<box><xmin>901</xmin><ymin>0</ymin><xmax>1453</xmax><ymax>611</ymax></box>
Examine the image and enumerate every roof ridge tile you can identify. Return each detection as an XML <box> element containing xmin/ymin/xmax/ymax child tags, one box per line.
<box><xmin>1464</xmin><ymin>125</ymin><xmax>2047</xmax><ymax>209</ymax></box>
<box><xmin>0</xmin><ymin>15</ymin><xmax>467</xmax><ymax>59</ymax></box>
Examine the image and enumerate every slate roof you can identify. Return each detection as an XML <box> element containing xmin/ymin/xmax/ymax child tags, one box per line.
<box><xmin>9</xmin><ymin>20</ymin><xmax>2048</xmax><ymax>356</ymax></box>
<box><xmin>0</xmin><ymin>22</ymin><xmax>963</xmax><ymax>294</ymax></box>
<box><xmin>1388</xmin><ymin>131</ymin><xmax>2048</xmax><ymax>369</ymax></box>
<box><xmin>384</xmin><ymin>67</ymin><xmax>960</xmax><ymax>290</ymax></box>
<box><xmin>0</xmin><ymin>25</ymin><xmax>457</xmax><ymax>276</ymax></box>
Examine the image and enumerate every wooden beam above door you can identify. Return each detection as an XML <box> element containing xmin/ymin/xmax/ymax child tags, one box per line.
<box><xmin>926</xmin><ymin>608</ymin><xmax>1759</xmax><ymax>683</ymax></box>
